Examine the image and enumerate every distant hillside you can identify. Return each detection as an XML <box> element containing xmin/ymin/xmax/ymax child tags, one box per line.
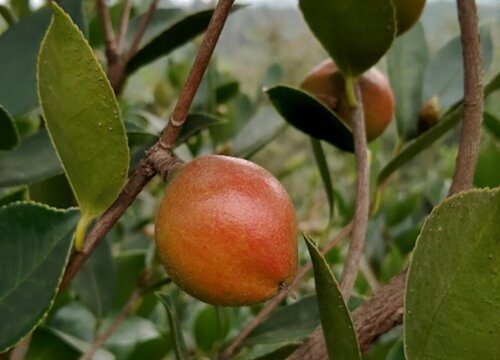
<box><xmin>215</xmin><ymin>1</ymin><xmax>500</xmax><ymax>92</ymax></box>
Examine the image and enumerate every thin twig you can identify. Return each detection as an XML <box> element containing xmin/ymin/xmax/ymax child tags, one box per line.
<box><xmin>124</xmin><ymin>0</ymin><xmax>160</xmax><ymax>62</ymax></box>
<box><xmin>218</xmin><ymin>223</ymin><xmax>353</xmax><ymax>360</ymax></box>
<box><xmin>60</xmin><ymin>0</ymin><xmax>237</xmax><ymax>290</ymax></box>
<box><xmin>159</xmin><ymin>0</ymin><xmax>236</xmax><ymax>149</ymax></box>
<box><xmin>116</xmin><ymin>0</ymin><xmax>133</xmax><ymax>54</ymax></box>
<box><xmin>79</xmin><ymin>276</ymin><xmax>170</xmax><ymax>360</ymax></box>
<box><xmin>448</xmin><ymin>0</ymin><xmax>484</xmax><ymax>195</ymax></box>
<box><xmin>79</xmin><ymin>289</ymin><xmax>142</xmax><ymax>360</ymax></box>
<box><xmin>339</xmin><ymin>83</ymin><xmax>370</xmax><ymax>299</ymax></box>
<box><xmin>287</xmin><ymin>1</ymin><xmax>484</xmax><ymax>356</ymax></box>
<box><xmin>95</xmin><ymin>0</ymin><xmax>118</xmax><ymax>63</ymax></box>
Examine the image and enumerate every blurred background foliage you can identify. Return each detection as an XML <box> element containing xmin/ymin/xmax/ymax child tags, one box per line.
<box><xmin>0</xmin><ymin>0</ymin><xmax>499</xmax><ymax>359</ymax></box>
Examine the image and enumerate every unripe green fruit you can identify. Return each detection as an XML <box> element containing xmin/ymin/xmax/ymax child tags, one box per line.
<box><xmin>393</xmin><ymin>0</ymin><xmax>426</xmax><ymax>35</ymax></box>
<box><xmin>301</xmin><ymin>59</ymin><xmax>395</xmax><ymax>142</ymax></box>
<box><xmin>155</xmin><ymin>155</ymin><xmax>298</xmax><ymax>306</ymax></box>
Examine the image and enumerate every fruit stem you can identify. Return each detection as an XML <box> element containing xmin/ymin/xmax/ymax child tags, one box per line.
<box><xmin>345</xmin><ymin>76</ymin><xmax>359</xmax><ymax>108</ymax></box>
<box><xmin>279</xmin><ymin>282</ymin><xmax>297</xmax><ymax>300</ymax></box>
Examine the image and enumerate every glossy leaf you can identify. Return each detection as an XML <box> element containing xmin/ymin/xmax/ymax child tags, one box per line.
<box><xmin>38</xmin><ymin>3</ymin><xmax>129</xmax><ymax>250</ymax></box>
<box><xmin>126</xmin><ymin>7</ymin><xmax>242</xmax><ymax>75</ymax></box>
<box><xmin>0</xmin><ymin>186</ymin><xmax>27</xmax><ymax>206</ymax></box>
<box><xmin>405</xmin><ymin>188</ymin><xmax>500</xmax><ymax>359</ymax></box>
<box><xmin>0</xmin><ymin>203</ymin><xmax>79</xmax><ymax>352</ymax></box>
<box><xmin>194</xmin><ymin>306</ymin><xmax>232</xmax><ymax>353</ymax></box>
<box><xmin>0</xmin><ymin>5</ymin><xmax>16</xmax><ymax>25</ymax></box>
<box><xmin>474</xmin><ymin>140</ymin><xmax>500</xmax><ymax>188</ymax></box>
<box><xmin>176</xmin><ymin>113</ymin><xmax>225</xmax><ymax>146</ymax></box>
<box><xmin>304</xmin><ymin>234</ymin><xmax>361</xmax><ymax>359</ymax></box>
<box><xmin>243</xmin><ymin>342</ymin><xmax>300</xmax><ymax>360</ymax></box>
<box><xmin>125</xmin><ymin>8</ymin><xmax>184</xmax><ymax>48</ymax></box>
<box><xmin>216</xmin><ymin>81</ymin><xmax>240</xmax><ymax>104</ymax></box>
<box><xmin>47</xmin><ymin>327</ymin><xmax>115</xmax><ymax>360</ymax></box>
<box><xmin>72</xmin><ymin>240</ymin><xmax>116</xmax><ymax>319</ymax></box>
<box><xmin>233</xmin><ymin>106</ymin><xmax>286</xmax><ymax>158</ymax></box>
<box><xmin>310</xmin><ymin>138</ymin><xmax>335</xmax><ymax>219</ymax></box>
<box><xmin>25</xmin><ymin>328</ymin><xmax>80</xmax><ymax>360</ymax></box>
<box><xmin>246</xmin><ymin>294</ymin><xmax>319</xmax><ymax>346</ymax></box>
<box><xmin>102</xmin><ymin>315</ymin><xmax>163</xmax><ymax>359</ymax></box>
<box><xmin>378</xmin><ymin>73</ymin><xmax>500</xmax><ymax>186</ymax></box>
<box><xmin>299</xmin><ymin>0</ymin><xmax>395</xmax><ymax>78</ymax></box>
<box><xmin>483</xmin><ymin>111</ymin><xmax>500</xmax><ymax>140</ymax></box>
<box><xmin>386</xmin><ymin>339</ymin><xmax>405</xmax><ymax>360</ymax></box>
<box><xmin>422</xmin><ymin>26</ymin><xmax>493</xmax><ymax>110</ymax></box>
<box><xmin>0</xmin><ymin>130</ymin><xmax>62</xmax><ymax>188</ymax></box>
<box><xmin>50</xmin><ymin>302</ymin><xmax>96</xmax><ymax>343</ymax></box>
<box><xmin>267</xmin><ymin>85</ymin><xmax>354</xmax><ymax>152</ymax></box>
<box><xmin>0</xmin><ymin>0</ymin><xmax>85</xmax><ymax>116</ymax></box>
<box><xmin>157</xmin><ymin>293</ymin><xmax>189</xmax><ymax>360</ymax></box>
<box><xmin>387</xmin><ymin>22</ymin><xmax>428</xmax><ymax>140</ymax></box>
<box><xmin>0</xmin><ymin>105</ymin><xmax>19</xmax><ymax>150</ymax></box>
<box><xmin>29</xmin><ymin>174</ymin><xmax>75</xmax><ymax>209</ymax></box>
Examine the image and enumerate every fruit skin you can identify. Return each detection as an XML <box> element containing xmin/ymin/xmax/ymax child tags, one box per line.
<box><xmin>155</xmin><ymin>155</ymin><xmax>298</xmax><ymax>306</ymax></box>
<box><xmin>393</xmin><ymin>0</ymin><xmax>426</xmax><ymax>36</ymax></box>
<box><xmin>300</xmin><ymin>59</ymin><xmax>395</xmax><ymax>142</ymax></box>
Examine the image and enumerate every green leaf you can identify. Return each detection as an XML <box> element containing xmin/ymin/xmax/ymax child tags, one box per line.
<box><xmin>125</xmin><ymin>8</ymin><xmax>184</xmax><ymax>48</ymax></box>
<box><xmin>25</xmin><ymin>328</ymin><xmax>80</xmax><ymax>360</ymax></box>
<box><xmin>474</xmin><ymin>140</ymin><xmax>500</xmax><ymax>188</ymax></box>
<box><xmin>113</xmin><ymin>251</ymin><xmax>147</xmax><ymax>309</ymax></box>
<box><xmin>102</xmin><ymin>315</ymin><xmax>163</xmax><ymax>359</ymax></box>
<box><xmin>483</xmin><ymin>111</ymin><xmax>500</xmax><ymax>140</ymax></box>
<box><xmin>0</xmin><ymin>202</ymin><xmax>79</xmax><ymax>352</ymax></box>
<box><xmin>29</xmin><ymin>174</ymin><xmax>76</xmax><ymax>209</ymax></box>
<box><xmin>0</xmin><ymin>0</ymin><xmax>85</xmax><ymax>116</ymax></box>
<box><xmin>233</xmin><ymin>106</ymin><xmax>286</xmax><ymax>159</ymax></box>
<box><xmin>50</xmin><ymin>302</ymin><xmax>96</xmax><ymax>343</ymax></box>
<box><xmin>299</xmin><ymin>0</ymin><xmax>395</xmax><ymax>78</ymax></box>
<box><xmin>377</xmin><ymin>72</ymin><xmax>500</xmax><ymax>186</ymax></box>
<box><xmin>266</xmin><ymin>85</ymin><xmax>354</xmax><ymax>152</ymax></box>
<box><xmin>126</xmin><ymin>7</ymin><xmax>242</xmax><ymax>75</ymax></box>
<box><xmin>46</xmin><ymin>327</ymin><xmax>115</xmax><ymax>360</ymax></box>
<box><xmin>246</xmin><ymin>294</ymin><xmax>319</xmax><ymax>346</ymax></box>
<box><xmin>304</xmin><ymin>234</ymin><xmax>361</xmax><ymax>360</ymax></box>
<box><xmin>0</xmin><ymin>5</ymin><xmax>17</xmax><ymax>25</ymax></box>
<box><xmin>387</xmin><ymin>22</ymin><xmax>428</xmax><ymax>140</ymax></box>
<box><xmin>72</xmin><ymin>239</ymin><xmax>116</xmax><ymax>319</ymax></box>
<box><xmin>380</xmin><ymin>246</ymin><xmax>405</xmax><ymax>283</ymax></box>
<box><xmin>38</xmin><ymin>3</ymin><xmax>129</xmax><ymax>250</ymax></box>
<box><xmin>405</xmin><ymin>188</ymin><xmax>500</xmax><ymax>360</ymax></box>
<box><xmin>310</xmin><ymin>138</ymin><xmax>335</xmax><ymax>219</ymax></box>
<box><xmin>0</xmin><ymin>130</ymin><xmax>63</xmax><ymax>188</ymax></box>
<box><xmin>157</xmin><ymin>293</ymin><xmax>189</xmax><ymax>360</ymax></box>
<box><xmin>386</xmin><ymin>339</ymin><xmax>405</xmax><ymax>360</ymax></box>
<box><xmin>0</xmin><ymin>186</ymin><xmax>27</xmax><ymax>207</ymax></box>
<box><xmin>194</xmin><ymin>306</ymin><xmax>232</xmax><ymax>353</ymax></box>
<box><xmin>378</xmin><ymin>105</ymin><xmax>461</xmax><ymax>186</ymax></box>
<box><xmin>176</xmin><ymin>113</ymin><xmax>225</xmax><ymax>146</ymax></box>
<box><xmin>243</xmin><ymin>342</ymin><xmax>300</xmax><ymax>360</ymax></box>
<box><xmin>216</xmin><ymin>81</ymin><xmax>240</xmax><ymax>104</ymax></box>
<box><xmin>422</xmin><ymin>26</ymin><xmax>493</xmax><ymax>110</ymax></box>
<box><xmin>0</xmin><ymin>105</ymin><xmax>19</xmax><ymax>150</ymax></box>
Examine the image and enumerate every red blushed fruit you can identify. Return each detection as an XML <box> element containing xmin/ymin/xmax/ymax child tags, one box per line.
<box><xmin>301</xmin><ymin>59</ymin><xmax>395</xmax><ymax>142</ymax></box>
<box><xmin>155</xmin><ymin>155</ymin><xmax>298</xmax><ymax>306</ymax></box>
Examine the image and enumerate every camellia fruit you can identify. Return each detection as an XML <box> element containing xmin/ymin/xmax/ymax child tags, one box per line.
<box><xmin>155</xmin><ymin>155</ymin><xmax>298</xmax><ymax>306</ymax></box>
<box><xmin>393</xmin><ymin>0</ymin><xmax>426</xmax><ymax>36</ymax></box>
<box><xmin>301</xmin><ymin>59</ymin><xmax>395</xmax><ymax>142</ymax></box>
